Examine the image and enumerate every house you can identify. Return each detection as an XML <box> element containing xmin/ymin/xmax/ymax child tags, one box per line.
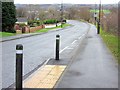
<box><xmin>16</xmin><ymin>17</ymin><xmax>28</xmax><ymax>25</ymax></box>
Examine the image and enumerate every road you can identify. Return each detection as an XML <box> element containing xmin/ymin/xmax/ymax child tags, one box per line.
<box><xmin>1</xmin><ymin>20</ymin><xmax>90</xmax><ymax>88</ymax></box>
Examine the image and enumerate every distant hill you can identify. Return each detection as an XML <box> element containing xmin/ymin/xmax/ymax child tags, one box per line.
<box><xmin>15</xmin><ymin>4</ymin><xmax>118</xmax><ymax>10</ymax></box>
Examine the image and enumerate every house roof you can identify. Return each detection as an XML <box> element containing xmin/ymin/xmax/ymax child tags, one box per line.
<box><xmin>17</xmin><ymin>17</ymin><xmax>27</xmax><ymax>22</ymax></box>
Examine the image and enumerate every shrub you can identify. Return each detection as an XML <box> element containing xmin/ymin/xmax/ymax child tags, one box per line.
<box><xmin>19</xmin><ymin>23</ymin><xmax>26</xmax><ymax>27</ymax></box>
<box><xmin>28</xmin><ymin>20</ymin><xmax>43</xmax><ymax>27</ymax></box>
<box><xmin>43</xmin><ymin>19</ymin><xmax>58</xmax><ymax>24</ymax></box>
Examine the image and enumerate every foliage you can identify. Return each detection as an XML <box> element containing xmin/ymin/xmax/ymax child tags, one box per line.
<box><xmin>18</xmin><ymin>23</ymin><xmax>26</xmax><ymax>27</ymax></box>
<box><xmin>101</xmin><ymin>7</ymin><xmax>118</xmax><ymax>35</ymax></box>
<box><xmin>43</xmin><ymin>19</ymin><xmax>58</xmax><ymax>24</ymax></box>
<box><xmin>2</xmin><ymin>2</ymin><xmax>17</xmax><ymax>33</ymax></box>
<box><xmin>28</xmin><ymin>20</ymin><xmax>43</xmax><ymax>27</ymax></box>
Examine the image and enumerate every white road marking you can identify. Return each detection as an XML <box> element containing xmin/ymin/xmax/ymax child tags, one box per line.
<box><xmin>78</xmin><ymin>37</ymin><xmax>82</xmax><ymax>39</ymax></box>
<box><xmin>60</xmin><ymin>46</ymin><xmax>69</xmax><ymax>53</ymax></box>
<box><xmin>78</xmin><ymin>33</ymin><xmax>86</xmax><ymax>39</ymax></box>
<box><xmin>43</xmin><ymin>33</ymin><xmax>86</xmax><ymax>66</ymax></box>
<box><xmin>72</xmin><ymin>40</ymin><xmax>77</xmax><ymax>44</ymax></box>
<box><xmin>67</xmin><ymin>48</ymin><xmax>74</xmax><ymax>50</ymax></box>
<box><xmin>44</xmin><ymin>58</ymin><xmax>51</xmax><ymax>65</ymax></box>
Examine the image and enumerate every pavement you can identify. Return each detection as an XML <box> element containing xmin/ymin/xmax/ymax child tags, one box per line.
<box><xmin>22</xmin><ymin>24</ymin><xmax>118</xmax><ymax>89</ymax></box>
<box><xmin>54</xmin><ymin>24</ymin><xmax>118</xmax><ymax>88</ymax></box>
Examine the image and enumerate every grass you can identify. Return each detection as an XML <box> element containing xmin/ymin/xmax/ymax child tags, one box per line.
<box><xmin>0</xmin><ymin>32</ymin><xmax>16</xmax><ymax>37</ymax></box>
<box><xmin>100</xmin><ymin>29</ymin><xmax>119</xmax><ymax>63</ymax></box>
<box><xmin>36</xmin><ymin>23</ymin><xmax>71</xmax><ymax>33</ymax></box>
<box><xmin>90</xmin><ymin>9</ymin><xmax>111</xmax><ymax>14</ymax></box>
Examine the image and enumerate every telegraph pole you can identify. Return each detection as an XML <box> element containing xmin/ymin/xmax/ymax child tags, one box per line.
<box><xmin>61</xmin><ymin>0</ymin><xmax>63</xmax><ymax>28</ymax></box>
<box><xmin>97</xmin><ymin>0</ymin><xmax>101</xmax><ymax>34</ymax></box>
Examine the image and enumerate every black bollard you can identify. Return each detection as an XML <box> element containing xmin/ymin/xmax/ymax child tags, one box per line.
<box><xmin>16</xmin><ymin>44</ymin><xmax>23</xmax><ymax>90</ymax></box>
<box><xmin>55</xmin><ymin>35</ymin><xmax>60</xmax><ymax>60</ymax></box>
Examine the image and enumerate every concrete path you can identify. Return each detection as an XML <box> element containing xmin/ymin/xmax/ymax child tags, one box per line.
<box><xmin>55</xmin><ymin>24</ymin><xmax>118</xmax><ymax>88</ymax></box>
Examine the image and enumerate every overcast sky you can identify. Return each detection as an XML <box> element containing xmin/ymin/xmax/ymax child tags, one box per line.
<box><xmin>14</xmin><ymin>0</ymin><xmax>119</xmax><ymax>4</ymax></box>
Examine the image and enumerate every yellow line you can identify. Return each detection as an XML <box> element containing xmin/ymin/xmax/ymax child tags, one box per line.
<box><xmin>24</xmin><ymin>65</ymin><xmax>66</xmax><ymax>88</ymax></box>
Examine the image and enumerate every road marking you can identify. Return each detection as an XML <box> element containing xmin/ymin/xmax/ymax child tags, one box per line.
<box><xmin>78</xmin><ymin>33</ymin><xmax>85</xmax><ymax>39</ymax></box>
<box><xmin>59</xmin><ymin>46</ymin><xmax>69</xmax><ymax>53</ymax></box>
<box><xmin>24</xmin><ymin>65</ymin><xmax>66</xmax><ymax>88</ymax></box>
<box><xmin>72</xmin><ymin>40</ymin><xmax>77</xmax><ymax>44</ymax></box>
<box><xmin>78</xmin><ymin>37</ymin><xmax>82</xmax><ymax>39</ymax></box>
<box><xmin>67</xmin><ymin>47</ymin><xmax>74</xmax><ymax>50</ymax></box>
<box><xmin>44</xmin><ymin>58</ymin><xmax>51</xmax><ymax>65</ymax></box>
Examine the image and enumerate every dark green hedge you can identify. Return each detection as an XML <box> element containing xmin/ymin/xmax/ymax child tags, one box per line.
<box><xmin>28</xmin><ymin>20</ymin><xmax>43</xmax><ymax>27</ymax></box>
<box><xmin>43</xmin><ymin>19</ymin><xmax>58</xmax><ymax>24</ymax></box>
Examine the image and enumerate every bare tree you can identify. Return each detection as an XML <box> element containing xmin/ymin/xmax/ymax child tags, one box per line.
<box><xmin>16</xmin><ymin>7</ymin><xmax>27</xmax><ymax>17</ymax></box>
<box><xmin>66</xmin><ymin>6</ymin><xmax>79</xmax><ymax>19</ymax></box>
<box><xmin>79</xmin><ymin>7</ymin><xmax>91</xmax><ymax>21</ymax></box>
<box><xmin>101</xmin><ymin>7</ymin><xmax>118</xmax><ymax>35</ymax></box>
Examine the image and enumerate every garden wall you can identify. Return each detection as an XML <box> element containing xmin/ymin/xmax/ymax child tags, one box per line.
<box><xmin>15</xmin><ymin>25</ymin><xmax>45</xmax><ymax>34</ymax></box>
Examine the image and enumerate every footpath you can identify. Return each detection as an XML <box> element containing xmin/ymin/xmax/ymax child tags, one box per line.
<box><xmin>23</xmin><ymin>24</ymin><xmax>118</xmax><ymax>89</ymax></box>
<box><xmin>55</xmin><ymin>24</ymin><xmax>118</xmax><ymax>88</ymax></box>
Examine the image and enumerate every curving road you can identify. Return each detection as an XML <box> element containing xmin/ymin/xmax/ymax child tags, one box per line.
<box><xmin>1</xmin><ymin>20</ymin><xmax>90</xmax><ymax>88</ymax></box>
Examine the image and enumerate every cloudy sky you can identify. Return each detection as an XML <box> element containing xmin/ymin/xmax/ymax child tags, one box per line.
<box><xmin>14</xmin><ymin>0</ymin><xmax>119</xmax><ymax>4</ymax></box>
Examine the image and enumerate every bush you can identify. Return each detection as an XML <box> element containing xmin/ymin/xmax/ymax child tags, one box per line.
<box><xmin>101</xmin><ymin>8</ymin><xmax>118</xmax><ymax>35</ymax></box>
<box><xmin>19</xmin><ymin>23</ymin><xmax>26</xmax><ymax>27</ymax></box>
<box><xmin>43</xmin><ymin>19</ymin><xmax>58</xmax><ymax>24</ymax></box>
<box><xmin>28</xmin><ymin>20</ymin><xmax>43</xmax><ymax>27</ymax></box>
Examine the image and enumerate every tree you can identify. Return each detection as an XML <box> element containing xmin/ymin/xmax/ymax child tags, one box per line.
<box><xmin>16</xmin><ymin>7</ymin><xmax>27</xmax><ymax>17</ymax></box>
<box><xmin>79</xmin><ymin>7</ymin><xmax>91</xmax><ymax>21</ymax></box>
<box><xmin>38</xmin><ymin>9</ymin><xmax>46</xmax><ymax>21</ymax></box>
<box><xmin>2</xmin><ymin>2</ymin><xmax>17</xmax><ymax>32</ymax></box>
<box><xmin>66</xmin><ymin>7</ymin><xmax>78</xmax><ymax>19</ymax></box>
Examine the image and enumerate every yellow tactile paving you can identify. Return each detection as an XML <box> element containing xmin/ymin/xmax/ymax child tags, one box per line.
<box><xmin>24</xmin><ymin>65</ymin><xmax>66</xmax><ymax>88</ymax></box>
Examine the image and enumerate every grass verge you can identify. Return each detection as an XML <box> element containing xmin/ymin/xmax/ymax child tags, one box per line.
<box><xmin>0</xmin><ymin>32</ymin><xmax>16</xmax><ymax>37</ymax></box>
<box><xmin>100</xmin><ymin>29</ymin><xmax>119</xmax><ymax>63</ymax></box>
<box><xmin>90</xmin><ymin>9</ymin><xmax>111</xmax><ymax>14</ymax></box>
<box><xmin>0</xmin><ymin>23</ymin><xmax>71</xmax><ymax>37</ymax></box>
<box><xmin>36</xmin><ymin>23</ymin><xmax>71</xmax><ymax>33</ymax></box>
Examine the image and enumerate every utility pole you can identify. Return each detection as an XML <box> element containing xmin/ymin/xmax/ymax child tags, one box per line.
<box><xmin>61</xmin><ymin>0</ymin><xmax>63</xmax><ymax>28</ymax></box>
<box><xmin>97</xmin><ymin>0</ymin><xmax>101</xmax><ymax>34</ymax></box>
